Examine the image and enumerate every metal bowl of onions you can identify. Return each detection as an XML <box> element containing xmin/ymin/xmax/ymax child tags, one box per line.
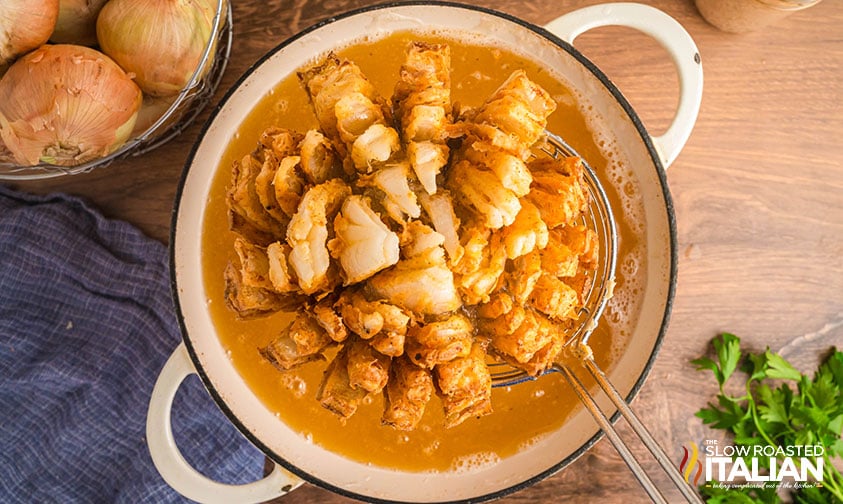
<box><xmin>0</xmin><ymin>0</ymin><xmax>232</xmax><ymax>180</ymax></box>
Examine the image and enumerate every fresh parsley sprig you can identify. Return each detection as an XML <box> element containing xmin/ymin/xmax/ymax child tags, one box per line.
<box><xmin>692</xmin><ymin>333</ymin><xmax>843</xmax><ymax>503</ymax></box>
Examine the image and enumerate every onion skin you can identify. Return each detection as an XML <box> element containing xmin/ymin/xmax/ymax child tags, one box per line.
<box><xmin>0</xmin><ymin>44</ymin><xmax>143</xmax><ymax>167</ymax></box>
<box><xmin>97</xmin><ymin>0</ymin><xmax>216</xmax><ymax>97</ymax></box>
<box><xmin>131</xmin><ymin>94</ymin><xmax>177</xmax><ymax>135</ymax></box>
<box><xmin>0</xmin><ymin>0</ymin><xmax>60</xmax><ymax>68</ymax></box>
<box><xmin>51</xmin><ymin>0</ymin><xmax>109</xmax><ymax>47</ymax></box>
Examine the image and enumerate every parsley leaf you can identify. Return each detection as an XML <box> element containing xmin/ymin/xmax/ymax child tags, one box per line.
<box><xmin>764</xmin><ymin>351</ymin><xmax>802</xmax><ymax>382</ymax></box>
<box><xmin>692</xmin><ymin>332</ymin><xmax>741</xmax><ymax>388</ymax></box>
<box><xmin>696</xmin><ymin>395</ymin><xmax>748</xmax><ymax>430</ymax></box>
<box><xmin>756</xmin><ymin>383</ymin><xmax>791</xmax><ymax>426</ymax></box>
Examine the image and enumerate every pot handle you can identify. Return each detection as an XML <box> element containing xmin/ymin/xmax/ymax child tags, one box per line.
<box><xmin>544</xmin><ymin>2</ymin><xmax>703</xmax><ymax>169</ymax></box>
<box><xmin>146</xmin><ymin>342</ymin><xmax>304</xmax><ymax>503</ymax></box>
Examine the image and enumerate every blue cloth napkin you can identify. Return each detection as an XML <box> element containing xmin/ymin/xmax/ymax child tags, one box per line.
<box><xmin>0</xmin><ymin>185</ymin><xmax>264</xmax><ymax>503</ymax></box>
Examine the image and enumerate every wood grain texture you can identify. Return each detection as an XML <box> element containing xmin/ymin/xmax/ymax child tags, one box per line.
<box><xmin>11</xmin><ymin>0</ymin><xmax>842</xmax><ymax>502</ymax></box>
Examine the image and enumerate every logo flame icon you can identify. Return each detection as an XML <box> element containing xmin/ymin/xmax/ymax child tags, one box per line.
<box><xmin>679</xmin><ymin>441</ymin><xmax>703</xmax><ymax>486</ymax></box>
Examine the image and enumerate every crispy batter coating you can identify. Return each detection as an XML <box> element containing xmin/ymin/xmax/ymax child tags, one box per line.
<box><xmin>460</xmin><ymin>69</ymin><xmax>555</xmax><ymax>163</ymax></box>
<box><xmin>527</xmin><ymin>156</ymin><xmax>589</xmax><ymax>228</ymax></box>
<box><xmin>556</xmin><ymin>224</ymin><xmax>599</xmax><ymax>270</ymax></box>
<box><xmin>255</xmin><ymin>128</ymin><xmax>305</xmax><ymax>221</ymax></box>
<box><xmin>227</xmin><ymin>154</ymin><xmax>286</xmax><ymax>245</ymax></box>
<box><xmin>481</xmin><ymin>301</ymin><xmax>552</xmax><ymax>365</ymax></box>
<box><xmin>462</xmin><ymin>142</ymin><xmax>532</xmax><ymax>197</ymax></box>
<box><xmin>299</xmin><ymin>53</ymin><xmax>398</xmax><ymax>174</ymax></box>
<box><xmin>382</xmin><ymin>356</ymin><xmax>434</xmax><ymax>431</ymax></box>
<box><xmin>223</xmin><ymin>262</ymin><xmax>276</xmax><ymax>318</ymax></box>
<box><xmin>346</xmin><ymin>336</ymin><xmax>391</xmax><ymax>393</ymax></box>
<box><xmin>500</xmin><ymin>199</ymin><xmax>549</xmax><ymax>260</ymax></box>
<box><xmin>223</xmin><ymin>260</ymin><xmax>303</xmax><ymax>319</ymax></box>
<box><xmin>317</xmin><ymin>344</ymin><xmax>367</xmax><ymax>419</ymax></box>
<box><xmin>335</xmin><ymin>289</ymin><xmax>410</xmax><ymax>357</ymax></box>
<box><xmin>506</xmin><ymin>249</ymin><xmax>543</xmax><ymax>305</ymax></box>
<box><xmin>299</xmin><ymin>129</ymin><xmax>342</xmax><ymax>184</ymax></box>
<box><xmin>265</xmin><ymin>241</ymin><xmax>299</xmax><ymax>293</ymax></box>
<box><xmin>357</xmin><ymin>161</ymin><xmax>421</xmax><ymax>224</ymax></box>
<box><xmin>286</xmin><ymin>179</ymin><xmax>351</xmax><ymax>295</ymax></box>
<box><xmin>226</xmin><ymin>48</ymin><xmax>600</xmax><ymax>430</ymax></box>
<box><xmin>418</xmin><ymin>190</ymin><xmax>462</xmax><ymax>263</ymax></box>
<box><xmin>312</xmin><ymin>295</ymin><xmax>348</xmax><ymax>343</ymax></box>
<box><xmin>529</xmin><ymin>274</ymin><xmax>580</xmax><ymax>322</ymax></box>
<box><xmin>447</xmin><ymin>158</ymin><xmax>521</xmax><ymax>229</ymax></box>
<box><xmin>299</xmin><ymin>55</ymin><xmax>381</xmax><ymax>138</ymax></box>
<box><xmin>233</xmin><ymin>236</ymin><xmax>274</xmax><ymax>291</ymax></box>
<box><xmin>406</xmin><ymin>313</ymin><xmax>473</xmax><ymax>369</ymax></box>
<box><xmin>260</xmin><ymin>310</ymin><xmax>333</xmax><ymax>370</ymax></box>
<box><xmin>368</xmin><ymin>328</ymin><xmax>406</xmax><ymax>358</ymax></box>
<box><xmin>444</xmin><ymin>71</ymin><xmax>556</xmax><ymax>231</ymax></box>
<box><xmin>329</xmin><ymin>195</ymin><xmax>400</xmax><ymax>285</ymax></box>
<box><xmin>393</xmin><ymin>42</ymin><xmax>453</xmax><ymax>194</ymax></box>
<box><xmin>450</xmin><ymin>222</ymin><xmax>507</xmax><ymax>305</ymax></box>
<box><xmin>435</xmin><ymin>341</ymin><xmax>493</xmax><ymax>428</ymax></box>
<box><xmin>368</xmin><ymin>222</ymin><xmax>462</xmax><ymax>316</ymax></box>
<box><xmin>478</xmin><ymin>290</ymin><xmax>569</xmax><ymax>376</ymax></box>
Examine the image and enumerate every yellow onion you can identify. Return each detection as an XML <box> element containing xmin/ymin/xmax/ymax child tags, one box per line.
<box><xmin>0</xmin><ymin>0</ymin><xmax>59</xmax><ymax>68</ymax></box>
<box><xmin>0</xmin><ymin>44</ymin><xmax>143</xmax><ymax>167</ymax></box>
<box><xmin>97</xmin><ymin>0</ymin><xmax>217</xmax><ymax>97</ymax></box>
<box><xmin>50</xmin><ymin>0</ymin><xmax>109</xmax><ymax>47</ymax></box>
<box><xmin>0</xmin><ymin>137</ymin><xmax>12</xmax><ymax>161</ymax></box>
<box><xmin>131</xmin><ymin>94</ymin><xmax>178</xmax><ymax>136</ymax></box>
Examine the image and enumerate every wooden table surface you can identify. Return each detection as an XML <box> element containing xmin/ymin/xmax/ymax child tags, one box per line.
<box><xmin>9</xmin><ymin>0</ymin><xmax>842</xmax><ymax>502</ymax></box>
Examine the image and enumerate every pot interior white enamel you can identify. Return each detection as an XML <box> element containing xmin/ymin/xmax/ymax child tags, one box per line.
<box><xmin>171</xmin><ymin>3</ymin><xmax>675</xmax><ymax>502</ymax></box>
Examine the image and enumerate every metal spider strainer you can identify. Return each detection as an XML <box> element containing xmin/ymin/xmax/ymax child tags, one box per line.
<box><xmin>490</xmin><ymin>131</ymin><xmax>703</xmax><ymax>504</ymax></box>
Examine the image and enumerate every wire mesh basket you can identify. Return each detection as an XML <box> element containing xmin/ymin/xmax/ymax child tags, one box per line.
<box><xmin>0</xmin><ymin>0</ymin><xmax>233</xmax><ymax>180</ymax></box>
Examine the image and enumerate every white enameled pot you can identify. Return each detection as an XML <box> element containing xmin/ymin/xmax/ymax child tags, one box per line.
<box><xmin>147</xmin><ymin>3</ymin><xmax>702</xmax><ymax>503</ymax></box>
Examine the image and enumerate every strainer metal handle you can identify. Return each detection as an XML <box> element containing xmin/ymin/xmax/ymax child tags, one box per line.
<box><xmin>558</xmin><ymin>353</ymin><xmax>704</xmax><ymax>504</ymax></box>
